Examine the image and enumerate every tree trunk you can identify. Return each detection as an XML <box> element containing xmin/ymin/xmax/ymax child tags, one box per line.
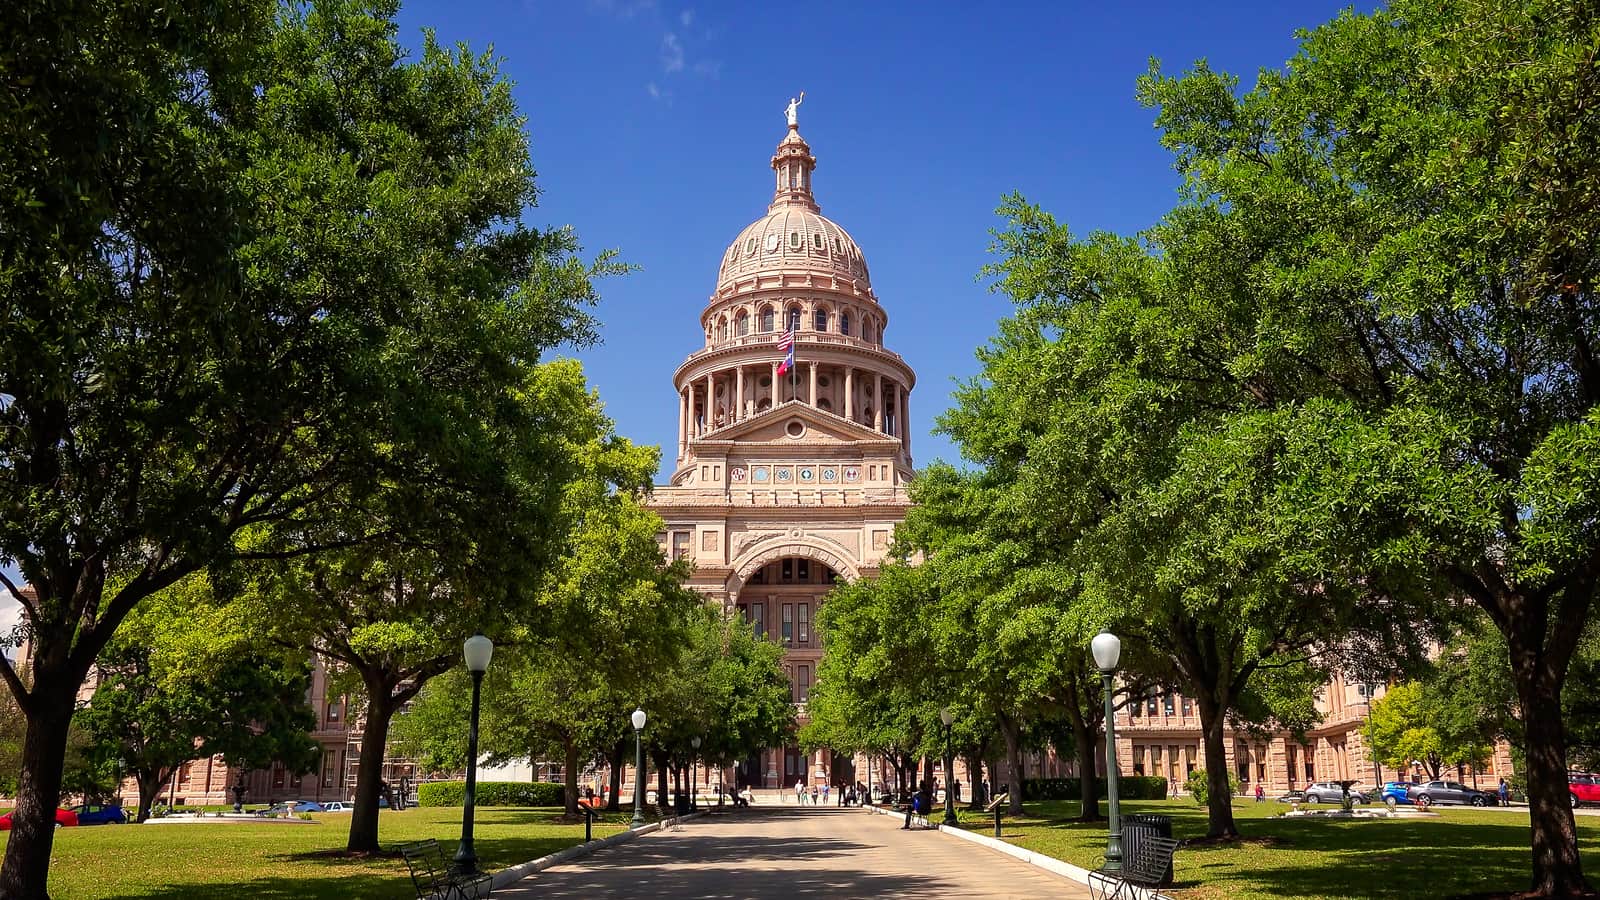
<box><xmin>606</xmin><ymin>740</ymin><xmax>624</xmax><ymax>811</ymax></box>
<box><xmin>652</xmin><ymin>749</ymin><xmax>669</xmax><ymax>815</ymax></box>
<box><xmin>347</xmin><ymin>688</ymin><xmax>396</xmax><ymax>854</ymax></box>
<box><xmin>1195</xmin><ymin>693</ymin><xmax>1239</xmax><ymax>840</ymax></box>
<box><xmin>966</xmin><ymin>754</ymin><xmax>984</xmax><ymax>810</ymax></box>
<box><xmin>562</xmin><ymin>736</ymin><xmax>580</xmax><ymax>818</ymax></box>
<box><xmin>135</xmin><ymin>770</ymin><xmax>165</xmax><ymax>823</ymax></box>
<box><xmin>0</xmin><ymin>692</ymin><xmax>75</xmax><ymax>899</ymax></box>
<box><xmin>1516</xmin><ymin>651</ymin><xmax>1589</xmax><ymax>895</ymax></box>
<box><xmin>1074</xmin><ymin>718</ymin><xmax>1102</xmax><ymax>822</ymax></box>
<box><xmin>999</xmin><ymin>713</ymin><xmax>1024</xmax><ymax>815</ymax></box>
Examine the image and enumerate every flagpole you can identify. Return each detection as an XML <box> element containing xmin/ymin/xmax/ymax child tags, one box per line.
<box><xmin>790</xmin><ymin>328</ymin><xmax>797</xmax><ymax>404</ymax></box>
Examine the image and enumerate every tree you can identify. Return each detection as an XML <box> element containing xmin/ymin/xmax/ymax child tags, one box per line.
<box><xmin>1365</xmin><ymin>681</ymin><xmax>1492</xmax><ymax>782</ymax></box>
<box><xmin>0</xmin><ymin>0</ymin><xmax>615</xmax><ymax>892</ymax></box>
<box><xmin>77</xmin><ymin>577</ymin><xmax>319</xmax><ymax>822</ymax></box>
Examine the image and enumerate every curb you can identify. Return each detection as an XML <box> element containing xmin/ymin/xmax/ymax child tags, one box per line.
<box><xmin>862</xmin><ymin>804</ymin><xmax>1173</xmax><ymax>900</ymax></box>
<box><xmin>487</xmin><ymin>810</ymin><xmax>709</xmax><ymax>891</ymax></box>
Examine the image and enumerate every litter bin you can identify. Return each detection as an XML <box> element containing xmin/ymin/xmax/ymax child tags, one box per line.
<box><xmin>1121</xmin><ymin>813</ymin><xmax>1174</xmax><ymax>886</ymax></box>
<box><xmin>674</xmin><ymin>792</ymin><xmax>691</xmax><ymax>815</ymax></box>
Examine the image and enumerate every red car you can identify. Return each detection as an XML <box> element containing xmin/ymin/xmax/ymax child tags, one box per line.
<box><xmin>0</xmin><ymin>808</ymin><xmax>79</xmax><ymax>829</ymax></box>
<box><xmin>1569</xmin><ymin>772</ymin><xmax>1600</xmax><ymax>808</ymax></box>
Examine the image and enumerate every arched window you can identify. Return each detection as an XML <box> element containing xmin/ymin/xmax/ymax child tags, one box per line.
<box><xmin>788</xmin><ymin>308</ymin><xmax>802</xmax><ymax>332</ymax></box>
<box><xmin>840</xmin><ymin>312</ymin><xmax>851</xmax><ymax>336</ymax></box>
<box><xmin>861</xmin><ymin>320</ymin><xmax>872</xmax><ymax>343</ymax></box>
<box><xmin>814</xmin><ymin>309</ymin><xmax>828</xmax><ymax>332</ymax></box>
<box><xmin>760</xmin><ymin>307</ymin><xmax>775</xmax><ymax>332</ymax></box>
<box><xmin>717</xmin><ymin>316</ymin><xmax>728</xmax><ymax>341</ymax></box>
<box><xmin>736</xmin><ymin>311</ymin><xmax>749</xmax><ymax>336</ymax></box>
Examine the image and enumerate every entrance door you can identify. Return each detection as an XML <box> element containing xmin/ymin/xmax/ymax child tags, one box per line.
<box><xmin>784</xmin><ymin>748</ymin><xmax>804</xmax><ymax>788</ymax></box>
<box><xmin>831</xmin><ymin>751</ymin><xmax>856</xmax><ymax>788</ymax></box>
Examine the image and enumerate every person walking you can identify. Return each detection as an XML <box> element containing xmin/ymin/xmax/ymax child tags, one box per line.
<box><xmin>795</xmin><ymin>778</ymin><xmax>805</xmax><ymax>805</ymax></box>
<box><xmin>810</xmin><ymin>783</ymin><xmax>820</xmax><ymax>805</ymax></box>
<box><xmin>1255</xmin><ymin>783</ymin><xmax>1265</xmax><ymax>802</ymax></box>
<box><xmin>1499</xmin><ymin>778</ymin><xmax>1510</xmax><ymax>806</ymax></box>
<box><xmin>823</xmin><ymin>782</ymin><xmax>831</xmax><ymax>805</ymax></box>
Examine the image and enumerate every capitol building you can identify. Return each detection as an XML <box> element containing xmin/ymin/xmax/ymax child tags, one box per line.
<box><xmin>648</xmin><ymin>108</ymin><xmax>914</xmax><ymax>790</ymax></box>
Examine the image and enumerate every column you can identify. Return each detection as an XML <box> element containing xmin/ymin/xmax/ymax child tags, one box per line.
<box><xmin>771</xmin><ymin>361</ymin><xmax>779</xmax><ymax>405</ymax></box>
<box><xmin>873</xmin><ymin>372</ymin><xmax>884</xmax><ymax>431</ymax></box>
<box><xmin>900</xmin><ymin>386</ymin><xmax>910</xmax><ymax>454</ymax></box>
<box><xmin>677</xmin><ymin>389</ymin><xmax>687</xmax><ymax>458</ymax></box>
<box><xmin>705</xmin><ymin>371</ymin><xmax>714</xmax><ymax>429</ymax></box>
<box><xmin>844</xmin><ymin>368</ymin><xmax>854</xmax><ymax>420</ymax></box>
<box><xmin>735</xmin><ymin>366</ymin><xmax>744</xmax><ymax>421</ymax></box>
<box><xmin>809</xmin><ymin>361</ymin><xmax>818</xmax><ymax>408</ymax></box>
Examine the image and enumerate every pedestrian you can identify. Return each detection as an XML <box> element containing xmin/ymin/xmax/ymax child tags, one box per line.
<box><xmin>1255</xmin><ymin>783</ymin><xmax>1265</xmax><ymax>803</ymax></box>
<box><xmin>823</xmin><ymin>782</ymin><xmax>831</xmax><ymax>805</ymax></box>
<box><xmin>795</xmin><ymin>778</ymin><xmax>804</xmax><ymax>805</ymax></box>
<box><xmin>810</xmin><ymin>783</ymin><xmax>819</xmax><ymax>805</ymax></box>
<box><xmin>1499</xmin><ymin>778</ymin><xmax>1510</xmax><ymax>806</ymax></box>
<box><xmin>953</xmin><ymin>779</ymin><xmax>961</xmax><ymax>805</ymax></box>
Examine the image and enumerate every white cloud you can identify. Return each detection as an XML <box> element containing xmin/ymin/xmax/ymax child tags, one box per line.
<box><xmin>692</xmin><ymin>59</ymin><xmax>721</xmax><ymax>78</ymax></box>
<box><xmin>660</xmin><ymin>32</ymin><xmax>684</xmax><ymax>73</ymax></box>
<box><xmin>680</xmin><ymin>8</ymin><xmax>694</xmax><ymax>26</ymax></box>
<box><xmin>647</xmin><ymin>82</ymin><xmax>661</xmax><ymax>98</ymax></box>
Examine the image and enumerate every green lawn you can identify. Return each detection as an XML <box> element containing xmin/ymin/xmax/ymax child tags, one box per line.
<box><xmin>14</xmin><ymin>806</ymin><xmax>629</xmax><ymax>900</ymax></box>
<box><xmin>962</xmin><ymin>798</ymin><xmax>1600</xmax><ymax>899</ymax></box>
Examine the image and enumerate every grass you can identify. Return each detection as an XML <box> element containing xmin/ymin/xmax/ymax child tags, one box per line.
<box><xmin>14</xmin><ymin>806</ymin><xmax>631</xmax><ymax>900</ymax></box>
<box><xmin>957</xmin><ymin>798</ymin><xmax>1600</xmax><ymax>899</ymax></box>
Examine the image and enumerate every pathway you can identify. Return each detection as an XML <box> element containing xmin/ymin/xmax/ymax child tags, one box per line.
<box><xmin>498</xmin><ymin>806</ymin><xmax>1091</xmax><ymax>899</ymax></box>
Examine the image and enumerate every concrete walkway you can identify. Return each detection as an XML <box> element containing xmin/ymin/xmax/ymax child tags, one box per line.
<box><xmin>498</xmin><ymin>806</ymin><xmax>1091</xmax><ymax>899</ymax></box>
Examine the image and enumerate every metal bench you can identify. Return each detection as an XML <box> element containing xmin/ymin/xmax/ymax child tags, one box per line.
<box><xmin>1087</xmin><ymin>835</ymin><xmax>1180</xmax><ymax>900</ymax></box>
<box><xmin>399</xmin><ymin>839</ymin><xmax>492</xmax><ymax>900</ymax></box>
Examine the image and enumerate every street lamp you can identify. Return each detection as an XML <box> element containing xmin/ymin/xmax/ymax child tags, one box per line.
<box><xmin>691</xmin><ymin>736</ymin><xmax>702</xmax><ymax>811</ymax></box>
<box><xmin>631</xmin><ymin>708</ymin><xmax>648</xmax><ymax>827</ymax></box>
<box><xmin>1091</xmin><ymin>629</ymin><xmax>1123</xmax><ymax>873</ymax></box>
<box><xmin>453</xmin><ymin>634</ymin><xmax>494</xmax><ymax>875</ymax></box>
<box><xmin>940</xmin><ymin>706</ymin><xmax>958</xmax><ymax>826</ymax></box>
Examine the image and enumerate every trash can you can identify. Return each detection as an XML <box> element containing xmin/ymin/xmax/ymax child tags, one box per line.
<box><xmin>1121</xmin><ymin>813</ymin><xmax>1174</xmax><ymax>886</ymax></box>
<box><xmin>674</xmin><ymin>792</ymin><xmax>691</xmax><ymax>815</ymax></box>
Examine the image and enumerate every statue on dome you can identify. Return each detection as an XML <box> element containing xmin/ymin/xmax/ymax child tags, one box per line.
<box><xmin>785</xmin><ymin>91</ymin><xmax>804</xmax><ymax>128</ymax></box>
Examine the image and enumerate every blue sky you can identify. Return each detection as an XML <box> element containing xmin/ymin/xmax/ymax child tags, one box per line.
<box><xmin>1</xmin><ymin>1</ymin><xmax>1368</xmax><ymax>591</ymax></box>
<box><xmin>389</xmin><ymin>0</ymin><xmax>1365</xmax><ymax>474</ymax></box>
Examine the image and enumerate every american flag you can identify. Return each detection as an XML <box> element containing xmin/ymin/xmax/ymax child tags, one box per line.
<box><xmin>777</xmin><ymin>329</ymin><xmax>795</xmax><ymax>375</ymax></box>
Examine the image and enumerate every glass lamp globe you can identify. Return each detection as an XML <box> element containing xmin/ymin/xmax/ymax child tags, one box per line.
<box><xmin>1091</xmin><ymin>630</ymin><xmax>1122</xmax><ymax>673</ymax></box>
<box><xmin>463</xmin><ymin>634</ymin><xmax>494</xmax><ymax>673</ymax></box>
<box><xmin>940</xmin><ymin>707</ymin><xmax>954</xmax><ymax>727</ymax></box>
<box><xmin>631</xmin><ymin>708</ymin><xmax>647</xmax><ymax>731</ymax></box>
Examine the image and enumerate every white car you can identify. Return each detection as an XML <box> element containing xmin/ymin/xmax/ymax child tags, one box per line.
<box><xmin>320</xmin><ymin>802</ymin><xmax>352</xmax><ymax>813</ymax></box>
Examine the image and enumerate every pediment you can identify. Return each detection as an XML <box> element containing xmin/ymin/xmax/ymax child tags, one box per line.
<box><xmin>699</xmin><ymin>401</ymin><xmax>897</xmax><ymax>446</ymax></box>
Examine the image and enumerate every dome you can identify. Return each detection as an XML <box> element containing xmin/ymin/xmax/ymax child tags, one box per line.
<box><xmin>713</xmin><ymin>124</ymin><xmax>873</xmax><ymax>294</ymax></box>
<box><xmin>716</xmin><ymin>206</ymin><xmax>871</xmax><ymax>289</ymax></box>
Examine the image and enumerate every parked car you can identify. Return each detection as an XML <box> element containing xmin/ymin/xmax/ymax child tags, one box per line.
<box><xmin>1379</xmin><ymin>781</ymin><xmax>1416</xmax><ymax>805</ymax></box>
<box><xmin>1407</xmin><ymin>780</ymin><xmax>1497</xmax><ymax>806</ymax></box>
<box><xmin>1276</xmin><ymin>789</ymin><xmax>1306</xmax><ymax>803</ymax></box>
<box><xmin>70</xmin><ymin>803</ymin><xmax>126</xmax><ymax>825</ymax></box>
<box><xmin>290</xmin><ymin>801</ymin><xmax>326</xmax><ymax>813</ymax></box>
<box><xmin>1303</xmin><ymin>782</ymin><xmax>1371</xmax><ymax>804</ymax></box>
<box><xmin>321</xmin><ymin>802</ymin><xmax>352</xmax><ymax>813</ymax></box>
<box><xmin>0</xmin><ymin>808</ymin><xmax>79</xmax><ymax>829</ymax></box>
<box><xmin>1568</xmin><ymin>772</ymin><xmax>1600</xmax><ymax>808</ymax></box>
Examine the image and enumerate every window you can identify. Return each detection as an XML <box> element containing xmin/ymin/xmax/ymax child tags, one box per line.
<box><xmin>799</xmin><ymin>665</ymin><xmax>811</xmax><ymax>703</ymax></box>
<box><xmin>1181</xmin><ymin>697</ymin><xmax>1192</xmax><ymax>716</ymax></box>
<box><xmin>1163</xmin><ymin>693</ymin><xmax>1175</xmax><ymax>716</ymax></box>
<box><xmin>1146</xmin><ymin>694</ymin><xmax>1158</xmax><ymax>716</ymax></box>
<box><xmin>788</xmin><ymin>308</ymin><xmax>801</xmax><ymax>332</ymax></box>
<box><xmin>750</xmin><ymin>602</ymin><xmax>765</xmax><ymax>638</ymax></box>
<box><xmin>782</xmin><ymin>559</ymin><xmax>793</xmax><ymax>581</ymax></box>
<box><xmin>783</xmin><ymin>604</ymin><xmax>793</xmax><ymax>644</ymax></box>
<box><xmin>272</xmin><ymin>763</ymin><xmax>286</xmax><ymax>789</ymax></box>
<box><xmin>788</xmin><ymin>231</ymin><xmax>801</xmax><ymax>249</ymax></box>
<box><xmin>327</xmin><ymin>698</ymin><xmax>341</xmax><ymax>723</ymax></box>
<box><xmin>760</xmin><ymin>307</ymin><xmax>774</xmax><ymax>332</ymax></box>
<box><xmin>736</xmin><ymin>311</ymin><xmax>749</xmax><ymax>336</ymax></box>
<box><xmin>840</xmin><ymin>313</ymin><xmax>850</xmax><ymax>336</ymax></box>
<box><xmin>814</xmin><ymin>310</ymin><xmax>828</xmax><ymax>332</ymax></box>
<box><xmin>717</xmin><ymin>317</ymin><xmax>728</xmax><ymax>341</ymax></box>
<box><xmin>812</xmin><ymin>233</ymin><xmax>825</xmax><ymax>250</ymax></box>
<box><xmin>799</xmin><ymin>603</ymin><xmax>810</xmax><ymax>645</ymax></box>
<box><xmin>322</xmin><ymin>751</ymin><xmax>338</xmax><ymax>788</ymax></box>
<box><xmin>798</xmin><ymin>560</ymin><xmax>810</xmax><ymax>580</ymax></box>
<box><xmin>671</xmin><ymin>531</ymin><xmax>691</xmax><ymax>559</ymax></box>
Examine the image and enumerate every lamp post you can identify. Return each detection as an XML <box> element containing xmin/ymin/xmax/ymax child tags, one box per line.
<box><xmin>940</xmin><ymin>706</ymin><xmax>958</xmax><ymax>826</ymax></box>
<box><xmin>690</xmin><ymin>736</ymin><xmax>702</xmax><ymax>811</ymax></box>
<box><xmin>1091</xmin><ymin>629</ymin><xmax>1123</xmax><ymax>873</ymax></box>
<box><xmin>454</xmin><ymin>634</ymin><xmax>494</xmax><ymax>875</ymax></box>
<box><xmin>631</xmin><ymin>708</ymin><xmax>648</xmax><ymax>827</ymax></box>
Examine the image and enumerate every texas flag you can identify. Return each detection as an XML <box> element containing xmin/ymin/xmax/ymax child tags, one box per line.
<box><xmin>776</xmin><ymin>328</ymin><xmax>795</xmax><ymax>375</ymax></box>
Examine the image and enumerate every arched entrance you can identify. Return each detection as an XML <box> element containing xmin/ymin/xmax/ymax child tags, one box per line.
<box><xmin>728</xmin><ymin>553</ymin><xmax>846</xmax><ymax>789</ymax></box>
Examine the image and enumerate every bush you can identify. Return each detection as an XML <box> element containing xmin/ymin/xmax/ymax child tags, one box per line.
<box><xmin>1022</xmin><ymin>776</ymin><xmax>1168</xmax><ymax>801</ymax></box>
<box><xmin>417</xmin><ymin>781</ymin><xmax>565</xmax><ymax>808</ymax></box>
<box><xmin>1183</xmin><ymin>768</ymin><xmax>1238</xmax><ymax>805</ymax></box>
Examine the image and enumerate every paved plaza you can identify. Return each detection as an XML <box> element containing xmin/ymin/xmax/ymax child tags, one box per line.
<box><xmin>499</xmin><ymin>807</ymin><xmax>1092</xmax><ymax>899</ymax></box>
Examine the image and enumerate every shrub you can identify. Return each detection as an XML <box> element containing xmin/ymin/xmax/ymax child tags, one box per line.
<box><xmin>417</xmin><ymin>781</ymin><xmax>565</xmax><ymax>808</ymax></box>
<box><xmin>1021</xmin><ymin>776</ymin><xmax>1167</xmax><ymax>801</ymax></box>
<box><xmin>1183</xmin><ymin>768</ymin><xmax>1239</xmax><ymax>805</ymax></box>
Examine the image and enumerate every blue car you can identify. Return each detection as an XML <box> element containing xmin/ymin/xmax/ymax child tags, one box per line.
<box><xmin>1379</xmin><ymin>782</ymin><xmax>1415</xmax><ymax>805</ymax></box>
<box><xmin>71</xmin><ymin>803</ymin><xmax>126</xmax><ymax>825</ymax></box>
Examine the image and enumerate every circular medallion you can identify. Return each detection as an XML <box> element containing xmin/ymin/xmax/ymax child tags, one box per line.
<box><xmin>731</xmin><ymin>467</ymin><xmax>746</xmax><ymax>482</ymax></box>
<box><xmin>822</xmin><ymin>467</ymin><xmax>838</xmax><ymax>482</ymax></box>
<box><xmin>753</xmin><ymin>468</ymin><xmax>770</xmax><ymax>483</ymax></box>
<box><xmin>799</xmin><ymin>467</ymin><xmax>814</xmax><ymax>481</ymax></box>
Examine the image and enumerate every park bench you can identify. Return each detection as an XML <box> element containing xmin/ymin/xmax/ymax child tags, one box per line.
<box><xmin>1087</xmin><ymin>834</ymin><xmax>1180</xmax><ymax>900</ymax></box>
<box><xmin>399</xmin><ymin>839</ymin><xmax>492</xmax><ymax>900</ymax></box>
